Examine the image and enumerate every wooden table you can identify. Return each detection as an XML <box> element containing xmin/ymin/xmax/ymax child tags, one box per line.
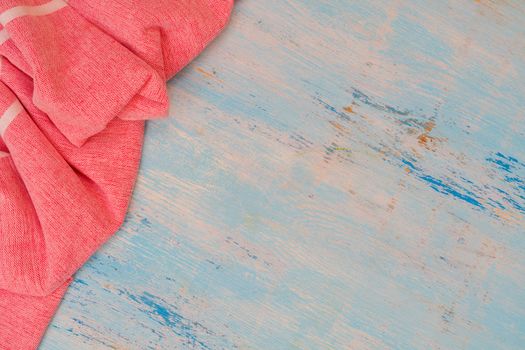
<box><xmin>41</xmin><ymin>1</ymin><xmax>525</xmax><ymax>349</ymax></box>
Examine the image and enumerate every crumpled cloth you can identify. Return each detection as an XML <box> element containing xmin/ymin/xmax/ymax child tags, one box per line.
<box><xmin>0</xmin><ymin>0</ymin><xmax>232</xmax><ymax>348</ymax></box>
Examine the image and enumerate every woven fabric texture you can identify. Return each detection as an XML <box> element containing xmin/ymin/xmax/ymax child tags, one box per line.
<box><xmin>0</xmin><ymin>1</ymin><xmax>233</xmax><ymax>348</ymax></box>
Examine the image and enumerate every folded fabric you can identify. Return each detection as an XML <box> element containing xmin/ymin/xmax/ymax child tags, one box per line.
<box><xmin>0</xmin><ymin>0</ymin><xmax>167</xmax><ymax>146</ymax></box>
<box><xmin>0</xmin><ymin>58</ymin><xmax>145</xmax><ymax>296</ymax></box>
<box><xmin>67</xmin><ymin>0</ymin><xmax>234</xmax><ymax>79</ymax></box>
<box><xmin>0</xmin><ymin>0</ymin><xmax>233</xmax><ymax>146</ymax></box>
<box><xmin>0</xmin><ymin>281</ymin><xmax>70</xmax><ymax>350</ymax></box>
<box><xmin>0</xmin><ymin>0</ymin><xmax>233</xmax><ymax>348</ymax></box>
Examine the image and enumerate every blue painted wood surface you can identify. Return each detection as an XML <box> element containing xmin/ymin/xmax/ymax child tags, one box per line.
<box><xmin>40</xmin><ymin>1</ymin><xmax>525</xmax><ymax>349</ymax></box>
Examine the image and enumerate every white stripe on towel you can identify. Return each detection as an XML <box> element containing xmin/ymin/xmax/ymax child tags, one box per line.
<box><xmin>0</xmin><ymin>100</ymin><xmax>23</xmax><ymax>136</ymax></box>
<box><xmin>0</xmin><ymin>151</ymin><xmax>9</xmax><ymax>158</ymax></box>
<box><xmin>0</xmin><ymin>29</ymin><xmax>9</xmax><ymax>45</ymax></box>
<box><xmin>0</xmin><ymin>0</ymin><xmax>67</xmax><ymax>26</ymax></box>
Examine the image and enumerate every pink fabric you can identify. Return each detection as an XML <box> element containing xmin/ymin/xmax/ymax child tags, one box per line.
<box><xmin>0</xmin><ymin>1</ymin><xmax>233</xmax><ymax>348</ymax></box>
<box><xmin>0</xmin><ymin>280</ymin><xmax>71</xmax><ymax>350</ymax></box>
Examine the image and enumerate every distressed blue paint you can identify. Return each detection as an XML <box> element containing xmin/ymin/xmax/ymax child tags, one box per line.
<box><xmin>352</xmin><ymin>89</ymin><xmax>412</xmax><ymax>116</ymax></box>
<box><xmin>487</xmin><ymin>156</ymin><xmax>513</xmax><ymax>172</ymax></box>
<box><xmin>40</xmin><ymin>1</ymin><xmax>525</xmax><ymax>349</ymax></box>
<box><xmin>420</xmin><ymin>175</ymin><xmax>483</xmax><ymax>208</ymax></box>
<box><xmin>119</xmin><ymin>289</ymin><xmax>212</xmax><ymax>350</ymax></box>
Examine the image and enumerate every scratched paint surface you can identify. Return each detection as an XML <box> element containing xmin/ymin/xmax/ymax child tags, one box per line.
<box><xmin>40</xmin><ymin>1</ymin><xmax>525</xmax><ymax>349</ymax></box>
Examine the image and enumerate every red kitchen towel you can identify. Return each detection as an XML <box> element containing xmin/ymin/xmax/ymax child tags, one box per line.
<box><xmin>0</xmin><ymin>0</ymin><xmax>233</xmax><ymax>348</ymax></box>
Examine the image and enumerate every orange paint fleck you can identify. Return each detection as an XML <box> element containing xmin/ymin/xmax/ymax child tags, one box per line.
<box><xmin>343</xmin><ymin>106</ymin><xmax>354</xmax><ymax>113</ymax></box>
<box><xmin>330</xmin><ymin>121</ymin><xmax>346</xmax><ymax>132</ymax></box>
<box><xmin>423</xmin><ymin>120</ymin><xmax>436</xmax><ymax>133</ymax></box>
<box><xmin>195</xmin><ymin>67</ymin><xmax>224</xmax><ymax>83</ymax></box>
<box><xmin>196</xmin><ymin>67</ymin><xmax>215</xmax><ymax>79</ymax></box>
<box><xmin>417</xmin><ymin>133</ymin><xmax>441</xmax><ymax>148</ymax></box>
<box><xmin>417</xmin><ymin>133</ymin><xmax>429</xmax><ymax>145</ymax></box>
<box><xmin>417</xmin><ymin>120</ymin><xmax>440</xmax><ymax>149</ymax></box>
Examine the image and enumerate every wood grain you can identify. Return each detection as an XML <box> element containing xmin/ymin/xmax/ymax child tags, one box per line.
<box><xmin>40</xmin><ymin>1</ymin><xmax>525</xmax><ymax>349</ymax></box>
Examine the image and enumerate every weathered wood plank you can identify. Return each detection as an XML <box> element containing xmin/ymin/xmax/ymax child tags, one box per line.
<box><xmin>41</xmin><ymin>1</ymin><xmax>525</xmax><ymax>349</ymax></box>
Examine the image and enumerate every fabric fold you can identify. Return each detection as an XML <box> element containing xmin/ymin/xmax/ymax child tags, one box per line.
<box><xmin>0</xmin><ymin>0</ymin><xmax>233</xmax><ymax>347</ymax></box>
<box><xmin>0</xmin><ymin>60</ymin><xmax>144</xmax><ymax>296</ymax></box>
<box><xmin>0</xmin><ymin>0</ymin><xmax>168</xmax><ymax>146</ymax></box>
<box><xmin>68</xmin><ymin>0</ymin><xmax>234</xmax><ymax>79</ymax></box>
<box><xmin>0</xmin><ymin>280</ymin><xmax>71</xmax><ymax>350</ymax></box>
